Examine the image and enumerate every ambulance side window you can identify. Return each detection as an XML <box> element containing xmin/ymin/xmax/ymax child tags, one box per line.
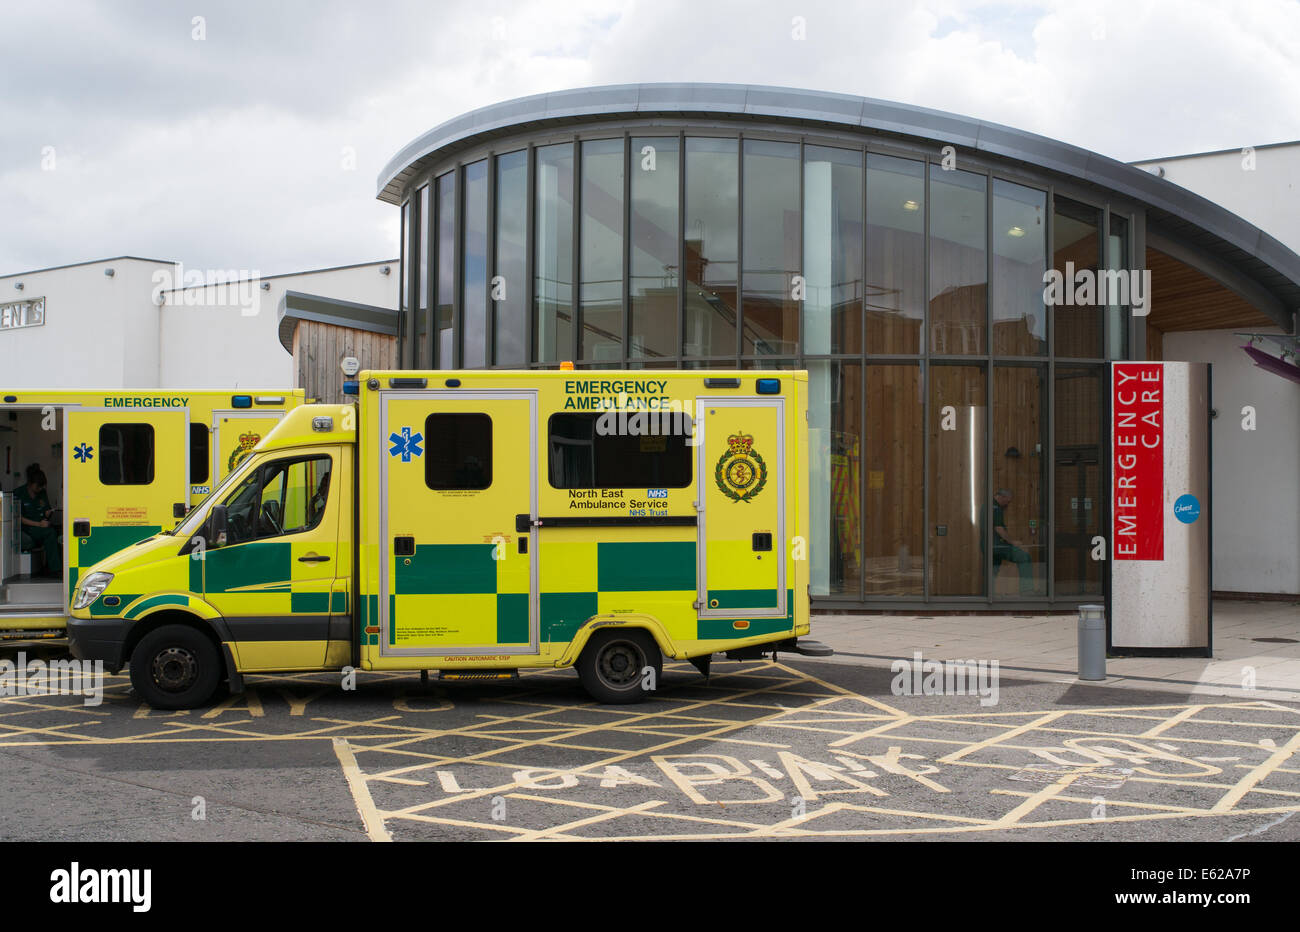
<box><xmin>221</xmin><ymin>455</ymin><xmax>332</xmax><ymax>545</ymax></box>
<box><xmin>190</xmin><ymin>424</ymin><xmax>210</xmax><ymax>484</ymax></box>
<box><xmin>424</xmin><ymin>414</ymin><xmax>492</xmax><ymax>490</ymax></box>
<box><xmin>547</xmin><ymin>413</ymin><xmax>693</xmax><ymax>488</ymax></box>
<box><xmin>99</xmin><ymin>424</ymin><xmax>155</xmax><ymax>485</ymax></box>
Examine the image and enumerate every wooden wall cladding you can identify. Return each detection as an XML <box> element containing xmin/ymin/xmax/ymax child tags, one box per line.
<box><xmin>293</xmin><ymin>320</ymin><xmax>398</xmax><ymax>404</ymax></box>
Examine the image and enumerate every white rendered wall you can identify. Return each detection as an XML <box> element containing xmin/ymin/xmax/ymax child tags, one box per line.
<box><xmin>1133</xmin><ymin>143</ymin><xmax>1300</xmax><ymax>255</ymax></box>
<box><xmin>157</xmin><ymin>261</ymin><xmax>398</xmax><ymax>390</ymax></box>
<box><xmin>1163</xmin><ymin>329</ymin><xmax>1300</xmax><ymax>595</ymax></box>
<box><xmin>0</xmin><ymin>258</ymin><xmax>173</xmax><ymax>389</ymax></box>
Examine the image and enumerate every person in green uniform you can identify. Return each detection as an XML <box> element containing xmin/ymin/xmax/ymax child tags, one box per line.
<box><xmin>991</xmin><ymin>488</ymin><xmax>1033</xmax><ymax>595</ymax></box>
<box><xmin>16</xmin><ymin>466</ymin><xmax>60</xmax><ymax>577</ymax></box>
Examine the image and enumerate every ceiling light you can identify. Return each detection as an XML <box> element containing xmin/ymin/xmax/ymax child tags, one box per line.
<box><xmin>1007</xmin><ymin>226</ymin><xmax>1026</xmax><ymax>238</ymax></box>
<box><xmin>902</xmin><ymin>200</ymin><xmax>920</xmax><ymax>211</ymax></box>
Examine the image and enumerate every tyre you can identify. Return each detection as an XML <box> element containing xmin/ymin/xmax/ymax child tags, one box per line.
<box><xmin>129</xmin><ymin>624</ymin><xmax>222</xmax><ymax>710</ymax></box>
<box><xmin>576</xmin><ymin>629</ymin><xmax>662</xmax><ymax>704</ymax></box>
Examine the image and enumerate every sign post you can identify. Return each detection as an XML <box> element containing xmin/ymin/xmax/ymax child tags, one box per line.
<box><xmin>1108</xmin><ymin>361</ymin><xmax>1211</xmax><ymax>655</ymax></box>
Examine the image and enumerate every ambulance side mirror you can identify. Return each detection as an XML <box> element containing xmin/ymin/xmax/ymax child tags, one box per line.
<box><xmin>209</xmin><ymin>504</ymin><xmax>228</xmax><ymax>548</ymax></box>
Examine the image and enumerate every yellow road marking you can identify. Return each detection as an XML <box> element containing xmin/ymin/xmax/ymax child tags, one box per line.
<box><xmin>1211</xmin><ymin>727</ymin><xmax>1300</xmax><ymax>813</ymax></box>
<box><xmin>332</xmin><ymin>738</ymin><xmax>392</xmax><ymax>842</ymax></box>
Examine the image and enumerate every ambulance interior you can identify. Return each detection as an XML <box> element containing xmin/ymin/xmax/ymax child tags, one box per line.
<box><xmin>0</xmin><ymin>406</ymin><xmax>65</xmax><ymax>612</ymax></box>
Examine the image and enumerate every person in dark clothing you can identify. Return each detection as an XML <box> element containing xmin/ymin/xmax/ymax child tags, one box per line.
<box><xmin>16</xmin><ymin>466</ymin><xmax>60</xmax><ymax>577</ymax></box>
<box><xmin>991</xmin><ymin>488</ymin><xmax>1033</xmax><ymax>595</ymax></box>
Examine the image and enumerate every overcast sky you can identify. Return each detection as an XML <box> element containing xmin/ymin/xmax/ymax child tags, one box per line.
<box><xmin>2</xmin><ymin>0</ymin><xmax>1298</xmax><ymax>277</ymax></box>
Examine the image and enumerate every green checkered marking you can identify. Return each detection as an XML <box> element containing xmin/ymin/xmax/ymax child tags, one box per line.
<box><xmin>597</xmin><ymin>541</ymin><xmax>695</xmax><ymax>592</ymax></box>
<box><xmin>540</xmin><ymin>592</ymin><xmax>598</xmax><ymax>642</ymax></box>
<box><xmin>706</xmin><ymin>587</ymin><xmax>779</xmax><ymax>610</ymax></box>
<box><xmin>396</xmin><ymin>544</ymin><xmax>496</xmax><ymax>594</ymax></box>
<box><xmin>76</xmin><ymin>525</ymin><xmax>161</xmax><ymax>570</ymax></box>
<box><xmin>497</xmin><ymin>593</ymin><xmax>529</xmax><ymax>643</ymax></box>
<box><xmin>331</xmin><ymin>590</ymin><xmax>347</xmax><ymax>613</ymax></box>
<box><xmin>698</xmin><ymin>589</ymin><xmax>795</xmax><ymax>640</ymax></box>
<box><xmin>204</xmin><ymin>541</ymin><xmax>291</xmax><ymax>593</ymax></box>
<box><xmin>291</xmin><ymin>592</ymin><xmax>330</xmax><ymax>614</ymax></box>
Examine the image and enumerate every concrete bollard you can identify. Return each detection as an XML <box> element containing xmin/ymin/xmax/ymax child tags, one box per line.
<box><xmin>1078</xmin><ymin>604</ymin><xmax>1106</xmax><ymax>681</ymax></box>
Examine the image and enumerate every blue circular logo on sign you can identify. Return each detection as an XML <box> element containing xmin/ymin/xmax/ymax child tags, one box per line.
<box><xmin>1173</xmin><ymin>494</ymin><xmax>1200</xmax><ymax>524</ymax></box>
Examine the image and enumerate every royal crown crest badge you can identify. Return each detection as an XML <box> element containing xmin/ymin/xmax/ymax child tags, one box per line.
<box><xmin>229</xmin><ymin>431</ymin><xmax>261</xmax><ymax>472</ymax></box>
<box><xmin>714</xmin><ymin>431</ymin><xmax>767</xmax><ymax>503</ymax></box>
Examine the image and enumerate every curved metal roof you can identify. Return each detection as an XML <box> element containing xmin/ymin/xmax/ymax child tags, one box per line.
<box><xmin>377</xmin><ymin>82</ymin><xmax>1300</xmax><ymax>327</ymax></box>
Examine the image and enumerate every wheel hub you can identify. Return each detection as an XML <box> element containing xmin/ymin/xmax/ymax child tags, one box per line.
<box><xmin>152</xmin><ymin>647</ymin><xmax>198</xmax><ymax>693</ymax></box>
<box><xmin>597</xmin><ymin>642</ymin><xmax>641</xmax><ymax>687</ymax></box>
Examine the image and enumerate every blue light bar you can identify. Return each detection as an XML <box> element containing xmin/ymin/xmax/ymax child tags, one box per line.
<box><xmin>231</xmin><ymin>395</ymin><xmax>253</xmax><ymax>408</ymax></box>
<box><xmin>756</xmin><ymin>379</ymin><xmax>781</xmax><ymax>395</ymax></box>
<box><xmin>342</xmin><ymin>380</ymin><xmax>359</xmax><ymax>395</ymax></box>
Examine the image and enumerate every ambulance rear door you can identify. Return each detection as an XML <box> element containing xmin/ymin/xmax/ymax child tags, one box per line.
<box><xmin>65</xmin><ymin>408</ymin><xmax>189</xmax><ymax>599</ymax></box>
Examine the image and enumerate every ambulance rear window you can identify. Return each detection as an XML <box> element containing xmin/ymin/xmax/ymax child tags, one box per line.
<box><xmin>99</xmin><ymin>423</ymin><xmax>155</xmax><ymax>485</ymax></box>
<box><xmin>547</xmin><ymin>413</ymin><xmax>692</xmax><ymax>489</ymax></box>
<box><xmin>424</xmin><ymin>413</ymin><xmax>492</xmax><ymax>490</ymax></box>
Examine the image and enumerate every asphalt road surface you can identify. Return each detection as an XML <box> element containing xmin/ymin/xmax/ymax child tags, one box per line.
<box><xmin>1</xmin><ymin>649</ymin><xmax>1297</xmax><ymax>842</ymax></box>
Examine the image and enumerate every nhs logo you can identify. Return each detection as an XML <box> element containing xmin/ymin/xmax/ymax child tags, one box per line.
<box><xmin>647</xmin><ymin>489</ymin><xmax>668</xmax><ymax>499</ymax></box>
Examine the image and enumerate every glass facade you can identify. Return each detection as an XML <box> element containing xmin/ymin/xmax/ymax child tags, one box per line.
<box><xmin>395</xmin><ymin>127</ymin><xmax>1136</xmax><ymax>607</ymax></box>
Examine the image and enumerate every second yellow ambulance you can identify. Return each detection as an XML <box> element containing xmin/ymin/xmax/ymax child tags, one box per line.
<box><xmin>0</xmin><ymin>388</ymin><xmax>303</xmax><ymax>636</ymax></box>
<box><xmin>67</xmin><ymin>369</ymin><xmax>827</xmax><ymax>707</ymax></box>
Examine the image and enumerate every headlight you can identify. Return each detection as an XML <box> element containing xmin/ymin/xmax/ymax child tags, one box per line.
<box><xmin>73</xmin><ymin>572</ymin><xmax>114</xmax><ymax>610</ymax></box>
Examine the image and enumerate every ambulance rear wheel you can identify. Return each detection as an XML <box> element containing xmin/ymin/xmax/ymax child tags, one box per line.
<box><xmin>129</xmin><ymin>625</ymin><xmax>221</xmax><ymax>710</ymax></box>
<box><xmin>577</xmin><ymin>630</ymin><xmax>661</xmax><ymax>704</ymax></box>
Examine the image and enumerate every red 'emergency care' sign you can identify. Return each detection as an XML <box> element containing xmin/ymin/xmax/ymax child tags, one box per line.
<box><xmin>1113</xmin><ymin>363</ymin><xmax>1163</xmax><ymax>560</ymax></box>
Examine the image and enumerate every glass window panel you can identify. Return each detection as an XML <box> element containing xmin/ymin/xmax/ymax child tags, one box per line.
<box><xmin>929</xmin><ymin>166</ymin><xmax>987</xmax><ymax>355</ymax></box>
<box><xmin>928</xmin><ymin>364</ymin><xmax>986</xmax><ymax>596</ymax></box>
<box><xmin>397</xmin><ymin>198</ymin><xmax>408</xmax><ymax>309</ymax></box>
<box><xmin>461</xmin><ymin>160</ymin><xmax>488</xmax><ymax>368</ymax></box>
<box><xmin>190</xmin><ymin>423</ymin><xmax>209</xmax><ymax>484</ymax></box>
<box><xmin>864</xmin><ymin>364</ymin><xmax>924</xmax><ymax>596</ymax></box>
<box><xmin>684</xmin><ymin>138</ymin><xmax>738</xmax><ymax>357</ymax></box>
<box><xmin>1054</xmin><ymin>365</ymin><xmax>1103</xmax><ymax>596</ymax></box>
<box><xmin>534</xmin><ymin>143</ymin><xmax>574</xmax><ymax>363</ymax></box>
<box><xmin>425</xmin><ymin>413</ymin><xmax>492</xmax><ymax>490</ymax></box>
<box><xmin>992</xmin><ymin>364</ymin><xmax>1047</xmax><ymax>597</ymax></box>
<box><xmin>682</xmin><ymin>359</ymin><xmax>736</xmax><ymax>369</ymax></box>
<box><xmin>803</xmin><ymin>145</ymin><xmax>863</xmax><ymax>355</ymax></box>
<box><xmin>742</xmin><ymin>140</ymin><xmax>800</xmax><ymax>356</ymax></box>
<box><xmin>865</xmin><ymin>154</ymin><xmax>925</xmax><ymax>354</ymax></box>
<box><xmin>416</xmin><ymin>184</ymin><xmax>430</xmax><ymax>367</ymax></box>
<box><xmin>992</xmin><ymin>179</ymin><xmax>1046</xmax><ymax>356</ymax></box>
<box><xmin>1052</xmin><ymin>196</ymin><xmax>1103</xmax><ymax>358</ymax></box>
<box><xmin>630</xmin><ymin>137</ymin><xmax>679</xmax><ymax>360</ymax></box>
<box><xmin>547</xmin><ymin>414</ymin><xmax>692</xmax><ymax>489</ymax></box>
<box><xmin>400</xmin><ymin>201</ymin><xmax>409</xmax><ymax>360</ymax></box>
<box><xmin>99</xmin><ymin>424</ymin><xmax>154</xmax><ymax>485</ymax></box>
<box><xmin>493</xmin><ymin>151</ymin><xmax>527</xmax><ymax>366</ymax></box>
<box><xmin>1107</xmin><ymin>213</ymin><xmax>1130</xmax><ymax>359</ymax></box>
<box><xmin>580</xmin><ymin>139</ymin><xmax>625</xmax><ymax>362</ymax></box>
<box><xmin>808</xmin><ymin>361</ymin><xmax>861</xmax><ymax>596</ymax></box>
<box><xmin>435</xmin><ymin>172</ymin><xmax>456</xmax><ymax>366</ymax></box>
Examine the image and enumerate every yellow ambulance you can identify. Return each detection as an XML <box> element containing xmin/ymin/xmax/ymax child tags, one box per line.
<box><xmin>1</xmin><ymin>388</ymin><xmax>303</xmax><ymax>636</ymax></box>
<box><xmin>67</xmin><ymin>369</ymin><xmax>828</xmax><ymax>707</ymax></box>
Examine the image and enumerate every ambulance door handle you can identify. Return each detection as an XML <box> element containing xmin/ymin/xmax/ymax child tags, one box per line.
<box><xmin>298</xmin><ymin>554</ymin><xmax>330</xmax><ymax>563</ymax></box>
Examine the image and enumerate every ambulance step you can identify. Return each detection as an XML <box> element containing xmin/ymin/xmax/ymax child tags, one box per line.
<box><xmin>0</xmin><ymin>630</ymin><xmax>65</xmax><ymax>641</ymax></box>
<box><xmin>438</xmin><ymin>669</ymin><xmax>519</xmax><ymax>682</ymax></box>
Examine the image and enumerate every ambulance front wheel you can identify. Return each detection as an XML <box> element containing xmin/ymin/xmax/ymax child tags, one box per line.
<box><xmin>576</xmin><ymin>630</ymin><xmax>662</xmax><ymax>704</ymax></box>
<box><xmin>129</xmin><ymin>624</ymin><xmax>222</xmax><ymax>710</ymax></box>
